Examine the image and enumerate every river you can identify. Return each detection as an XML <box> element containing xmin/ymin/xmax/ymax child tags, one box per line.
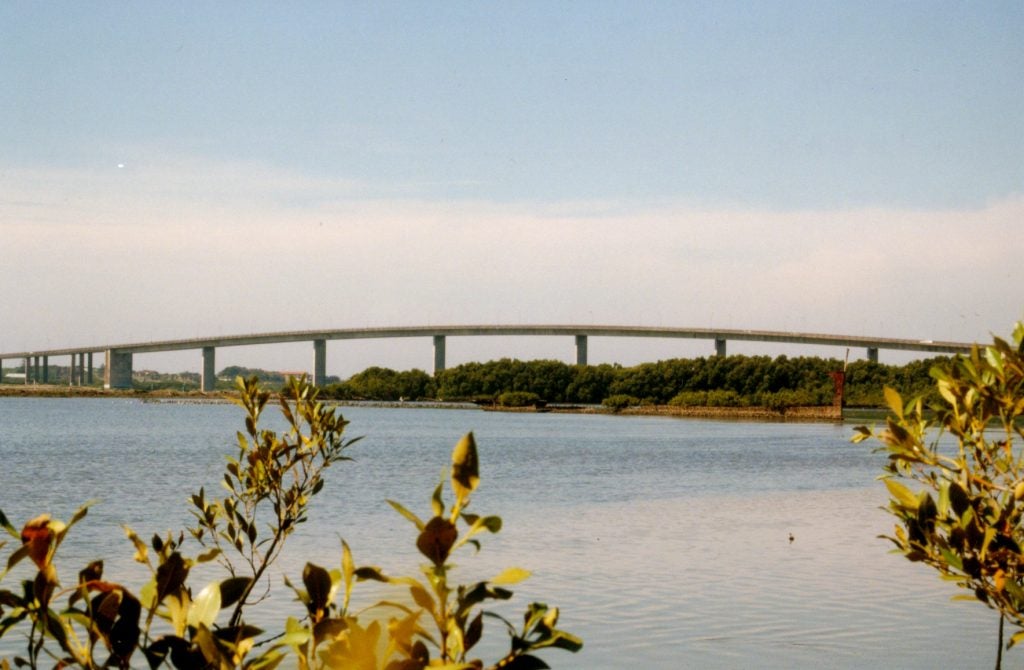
<box><xmin>0</xmin><ymin>398</ymin><xmax>1000</xmax><ymax>668</ymax></box>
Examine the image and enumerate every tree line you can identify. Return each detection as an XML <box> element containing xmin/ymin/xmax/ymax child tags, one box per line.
<box><xmin>317</xmin><ymin>354</ymin><xmax>949</xmax><ymax>408</ymax></box>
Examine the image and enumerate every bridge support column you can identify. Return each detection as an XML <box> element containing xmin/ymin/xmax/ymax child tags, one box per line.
<box><xmin>867</xmin><ymin>347</ymin><xmax>878</xmax><ymax>364</ymax></box>
<box><xmin>42</xmin><ymin>355</ymin><xmax>49</xmax><ymax>383</ymax></box>
<box><xmin>87</xmin><ymin>353</ymin><xmax>94</xmax><ymax>384</ymax></box>
<box><xmin>104</xmin><ymin>350</ymin><xmax>133</xmax><ymax>389</ymax></box>
<box><xmin>313</xmin><ymin>339</ymin><xmax>326</xmax><ymax>387</ymax></box>
<box><xmin>575</xmin><ymin>335</ymin><xmax>588</xmax><ymax>366</ymax></box>
<box><xmin>34</xmin><ymin>356</ymin><xmax>41</xmax><ymax>382</ymax></box>
<box><xmin>715</xmin><ymin>338</ymin><xmax>727</xmax><ymax>357</ymax></box>
<box><xmin>433</xmin><ymin>335</ymin><xmax>446</xmax><ymax>375</ymax></box>
<box><xmin>201</xmin><ymin>347</ymin><xmax>216</xmax><ymax>392</ymax></box>
<box><xmin>23</xmin><ymin>357</ymin><xmax>30</xmax><ymax>384</ymax></box>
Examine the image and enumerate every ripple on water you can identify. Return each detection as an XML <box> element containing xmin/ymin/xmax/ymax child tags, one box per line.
<box><xmin>486</xmin><ymin>487</ymin><xmax>999</xmax><ymax>670</ymax></box>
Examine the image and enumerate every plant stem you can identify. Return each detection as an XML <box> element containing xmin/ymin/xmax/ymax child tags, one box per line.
<box><xmin>996</xmin><ymin>613</ymin><xmax>1004</xmax><ymax>670</ymax></box>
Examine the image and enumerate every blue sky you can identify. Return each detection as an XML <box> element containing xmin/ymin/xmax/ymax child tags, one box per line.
<box><xmin>2</xmin><ymin>3</ymin><xmax>1021</xmax><ymax>375</ymax></box>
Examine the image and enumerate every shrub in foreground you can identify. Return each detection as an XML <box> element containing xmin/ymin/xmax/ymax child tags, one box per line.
<box><xmin>0</xmin><ymin>376</ymin><xmax>581</xmax><ymax>669</ymax></box>
<box><xmin>855</xmin><ymin>323</ymin><xmax>1024</xmax><ymax>669</ymax></box>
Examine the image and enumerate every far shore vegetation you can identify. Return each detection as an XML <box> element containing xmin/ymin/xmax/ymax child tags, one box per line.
<box><xmin>1</xmin><ymin>354</ymin><xmax>947</xmax><ymax>411</ymax></box>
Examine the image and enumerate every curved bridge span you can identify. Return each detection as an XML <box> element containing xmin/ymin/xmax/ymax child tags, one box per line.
<box><xmin>1</xmin><ymin>325</ymin><xmax>974</xmax><ymax>391</ymax></box>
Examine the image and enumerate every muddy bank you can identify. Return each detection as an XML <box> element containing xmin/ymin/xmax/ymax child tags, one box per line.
<box><xmin>0</xmin><ymin>384</ymin><xmax>231</xmax><ymax>400</ymax></box>
<box><xmin>616</xmin><ymin>404</ymin><xmax>843</xmax><ymax>421</ymax></box>
<box><xmin>0</xmin><ymin>385</ymin><xmax>854</xmax><ymax>423</ymax></box>
<box><xmin>482</xmin><ymin>402</ymin><xmax>844</xmax><ymax>422</ymax></box>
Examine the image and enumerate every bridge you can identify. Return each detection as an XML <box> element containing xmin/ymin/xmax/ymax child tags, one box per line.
<box><xmin>0</xmin><ymin>325</ymin><xmax>975</xmax><ymax>391</ymax></box>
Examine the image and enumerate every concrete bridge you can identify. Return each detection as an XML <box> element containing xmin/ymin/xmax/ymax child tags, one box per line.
<box><xmin>0</xmin><ymin>325</ymin><xmax>975</xmax><ymax>391</ymax></box>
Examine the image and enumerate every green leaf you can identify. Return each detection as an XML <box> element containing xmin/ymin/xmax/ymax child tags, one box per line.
<box><xmin>501</xmin><ymin>655</ymin><xmax>550</xmax><ymax>670</ymax></box>
<box><xmin>4</xmin><ymin>544</ymin><xmax>30</xmax><ymax>576</ymax></box>
<box><xmin>431</xmin><ymin>480</ymin><xmax>445</xmax><ymax>518</ymax></box>
<box><xmin>242</xmin><ymin>651</ymin><xmax>286</xmax><ymax>670</ymax></box>
<box><xmin>219</xmin><ymin>576</ymin><xmax>252</xmax><ymax>609</ymax></box>
<box><xmin>281</xmin><ymin>616</ymin><xmax>311</xmax><ymax>648</ymax></box>
<box><xmin>464</xmin><ymin>611</ymin><xmax>483</xmax><ymax>652</ymax></box>
<box><xmin>341</xmin><ymin>540</ymin><xmax>354</xmax><ymax>582</ymax></box>
<box><xmin>937</xmin><ymin>480</ymin><xmax>950</xmax><ymax>517</ymax></box>
<box><xmin>883</xmin><ymin>479</ymin><xmax>919</xmax><ymax>510</ymax></box>
<box><xmin>313</xmin><ymin>617</ymin><xmax>348</xmax><ymax>645</ymax></box>
<box><xmin>985</xmin><ymin>346</ymin><xmax>1004</xmax><ymax>373</ymax></box>
<box><xmin>303</xmin><ymin>563</ymin><xmax>332</xmax><ymax>614</ymax></box>
<box><xmin>469</xmin><ymin>514</ymin><xmax>502</xmax><ymax>534</ymax></box>
<box><xmin>66</xmin><ymin>501</ymin><xmax>95</xmax><ymax>531</ymax></box>
<box><xmin>354</xmin><ymin>566</ymin><xmax>389</xmax><ymax>582</ymax></box>
<box><xmin>545</xmin><ymin>630</ymin><xmax>584</xmax><ymax>653</ymax></box>
<box><xmin>948</xmin><ymin>482</ymin><xmax>971</xmax><ymax>517</ymax></box>
<box><xmin>155</xmin><ymin>552</ymin><xmax>189</xmax><ymax>604</ymax></box>
<box><xmin>0</xmin><ymin>510</ymin><xmax>18</xmax><ymax>539</ymax></box>
<box><xmin>196</xmin><ymin>548</ymin><xmax>221</xmax><ymax>564</ymax></box>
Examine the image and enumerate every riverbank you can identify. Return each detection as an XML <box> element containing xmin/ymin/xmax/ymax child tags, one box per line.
<box><xmin>0</xmin><ymin>384</ymin><xmax>887</xmax><ymax>422</ymax></box>
<box><xmin>0</xmin><ymin>384</ymin><xmax>232</xmax><ymax>400</ymax></box>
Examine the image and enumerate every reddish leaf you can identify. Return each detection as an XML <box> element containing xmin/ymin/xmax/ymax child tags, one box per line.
<box><xmin>416</xmin><ymin>517</ymin><xmax>457</xmax><ymax>565</ymax></box>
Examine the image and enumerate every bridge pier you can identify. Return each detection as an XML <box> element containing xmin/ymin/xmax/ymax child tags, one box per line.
<box><xmin>575</xmin><ymin>335</ymin><xmax>588</xmax><ymax>366</ymax></box>
<box><xmin>715</xmin><ymin>338</ymin><xmax>727</xmax><ymax>357</ymax></box>
<box><xmin>867</xmin><ymin>347</ymin><xmax>878</xmax><ymax>364</ymax></box>
<box><xmin>313</xmin><ymin>339</ymin><xmax>327</xmax><ymax>387</ymax></box>
<box><xmin>42</xmin><ymin>355</ymin><xmax>49</xmax><ymax>383</ymax></box>
<box><xmin>104</xmin><ymin>350</ymin><xmax>133</xmax><ymax>389</ymax></box>
<box><xmin>23</xmin><ymin>357</ymin><xmax>30</xmax><ymax>384</ymax></box>
<box><xmin>202</xmin><ymin>346</ymin><xmax>216</xmax><ymax>392</ymax></box>
<box><xmin>433</xmin><ymin>335</ymin><xmax>446</xmax><ymax>375</ymax></box>
<box><xmin>87</xmin><ymin>352</ymin><xmax>94</xmax><ymax>384</ymax></box>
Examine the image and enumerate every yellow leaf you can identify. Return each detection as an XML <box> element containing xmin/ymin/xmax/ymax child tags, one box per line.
<box><xmin>884</xmin><ymin>386</ymin><xmax>904</xmax><ymax>420</ymax></box>
<box><xmin>490</xmin><ymin>567</ymin><xmax>531</xmax><ymax>586</ymax></box>
<box><xmin>937</xmin><ymin>379</ymin><xmax>957</xmax><ymax>407</ymax></box>
<box><xmin>187</xmin><ymin>582</ymin><xmax>221</xmax><ymax>630</ymax></box>
<box><xmin>451</xmin><ymin>433</ymin><xmax>480</xmax><ymax>502</ymax></box>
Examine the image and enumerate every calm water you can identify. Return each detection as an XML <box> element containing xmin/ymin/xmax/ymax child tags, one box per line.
<box><xmin>0</xmin><ymin>398</ymin><xmax>1000</xmax><ymax>668</ymax></box>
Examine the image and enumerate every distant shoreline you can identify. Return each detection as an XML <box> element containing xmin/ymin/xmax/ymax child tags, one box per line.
<box><xmin>0</xmin><ymin>384</ymin><xmax>882</xmax><ymax>423</ymax></box>
<box><xmin>0</xmin><ymin>384</ymin><xmax>237</xmax><ymax>401</ymax></box>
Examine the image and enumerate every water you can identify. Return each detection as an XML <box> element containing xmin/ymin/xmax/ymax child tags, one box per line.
<box><xmin>0</xmin><ymin>398</ymin><xmax>1001</xmax><ymax>668</ymax></box>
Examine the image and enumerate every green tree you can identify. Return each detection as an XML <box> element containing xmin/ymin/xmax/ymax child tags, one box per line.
<box><xmin>566</xmin><ymin>364</ymin><xmax>616</xmax><ymax>404</ymax></box>
<box><xmin>854</xmin><ymin>323</ymin><xmax>1024</xmax><ymax>669</ymax></box>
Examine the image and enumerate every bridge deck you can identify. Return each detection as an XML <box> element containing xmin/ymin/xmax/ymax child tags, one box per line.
<box><xmin>0</xmin><ymin>325</ymin><xmax>974</xmax><ymax>358</ymax></box>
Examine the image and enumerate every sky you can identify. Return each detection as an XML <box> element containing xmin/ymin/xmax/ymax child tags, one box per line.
<box><xmin>1</xmin><ymin>2</ymin><xmax>1022</xmax><ymax>376</ymax></box>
